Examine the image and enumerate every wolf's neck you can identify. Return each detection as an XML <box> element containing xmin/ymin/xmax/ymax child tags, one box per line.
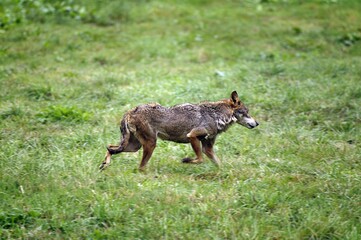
<box><xmin>215</xmin><ymin>114</ymin><xmax>237</xmax><ymax>132</ymax></box>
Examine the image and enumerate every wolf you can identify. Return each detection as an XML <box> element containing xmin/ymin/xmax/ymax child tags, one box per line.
<box><xmin>99</xmin><ymin>91</ymin><xmax>259</xmax><ymax>171</ymax></box>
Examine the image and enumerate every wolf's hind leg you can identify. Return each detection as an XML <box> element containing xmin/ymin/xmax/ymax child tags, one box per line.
<box><xmin>107</xmin><ymin>133</ymin><xmax>141</xmax><ymax>154</ymax></box>
<box><xmin>99</xmin><ymin>142</ymin><xmax>126</xmax><ymax>170</ymax></box>
<box><xmin>136</xmin><ymin>131</ymin><xmax>157</xmax><ymax>171</ymax></box>
<box><xmin>99</xmin><ymin>133</ymin><xmax>141</xmax><ymax>171</ymax></box>
<box><xmin>99</xmin><ymin>149</ymin><xmax>113</xmax><ymax>171</ymax></box>
<box><xmin>138</xmin><ymin>139</ymin><xmax>156</xmax><ymax>171</ymax></box>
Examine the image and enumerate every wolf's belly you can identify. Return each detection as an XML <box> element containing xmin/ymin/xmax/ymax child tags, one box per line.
<box><xmin>157</xmin><ymin>131</ymin><xmax>190</xmax><ymax>143</ymax></box>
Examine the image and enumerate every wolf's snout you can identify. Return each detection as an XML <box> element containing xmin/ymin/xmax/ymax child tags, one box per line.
<box><xmin>247</xmin><ymin>119</ymin><xmax>259</xmax><ymax>128</ymax></box>
<box><xmin>248</xmin><ymin>121</ymin><xmax>259</xmax><ymax>129</ymax></box>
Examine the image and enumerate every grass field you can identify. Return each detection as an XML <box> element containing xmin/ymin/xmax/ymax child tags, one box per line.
<box><xmin>1</xmin><ymin>0</ymin><xmax>361</xmax><ymax>239</ymax></box>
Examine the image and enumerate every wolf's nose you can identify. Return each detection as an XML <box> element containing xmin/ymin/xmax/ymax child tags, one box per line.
<box><xmin>255</xmin><ymin>121</ymin><xmax>259</xmax><ymax>127</ymax></box>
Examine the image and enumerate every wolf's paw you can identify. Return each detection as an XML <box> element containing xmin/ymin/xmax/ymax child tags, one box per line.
<box><xmin>182</xmin><ymin>158</ymin><xmax>203</xmax><ymax>164</ymax></box>
<box><xmin>99</xmin><ymin>161</ymin><xmax>109</xmax><ymax>171</ymax></box>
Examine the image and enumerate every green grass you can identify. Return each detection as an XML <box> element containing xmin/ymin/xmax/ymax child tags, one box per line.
<box><xmin>1</xmin><ymin>0</ymin><xmax>361</xmax><ymax>239</ymax></box>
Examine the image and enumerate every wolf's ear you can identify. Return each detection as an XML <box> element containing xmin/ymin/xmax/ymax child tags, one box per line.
<box><xmin>231</xmin><ymin>91</ymin><xmax>239</xmax><ymax>104</ymax></box>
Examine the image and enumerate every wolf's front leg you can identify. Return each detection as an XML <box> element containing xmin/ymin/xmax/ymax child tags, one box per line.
<box><xmin>202</xmin><ymin>139</ymin><xmax>220</xmax><ymax>167</ymax></box>
<box><xmin>182</xmin><ymin>127</ymin><xmax>208</xmax><ymax>164</ymax></box>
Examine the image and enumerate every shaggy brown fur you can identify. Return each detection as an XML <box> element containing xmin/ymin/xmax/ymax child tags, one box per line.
<box><xmin>100</xmin><ymin>91</ymin><xmax>258</xmax><ymax>171</ymax></box>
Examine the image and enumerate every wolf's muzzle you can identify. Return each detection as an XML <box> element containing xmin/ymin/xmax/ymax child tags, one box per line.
<box><xmin>247</xmin><ymin>121</ymin><xmax>259</xmax><ymax>129</ymax></box>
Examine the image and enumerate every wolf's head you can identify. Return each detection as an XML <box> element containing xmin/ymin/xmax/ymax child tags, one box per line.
<box><xmin>230</xmin><ymin>91</ymin><xmax>259</xmax><ymax>129</ymax></box>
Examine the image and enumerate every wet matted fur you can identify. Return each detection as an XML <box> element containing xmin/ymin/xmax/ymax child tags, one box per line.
<box><xmin>100</xmin><ymin>91</ymin><xmax>259</xmax><ymax>171</ymax></box>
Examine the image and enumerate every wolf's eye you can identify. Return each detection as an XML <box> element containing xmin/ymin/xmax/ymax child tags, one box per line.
<box><xmin>237</xmin><ymin>109</ymin><xmax>245</xmax><ymax>115</ymax></box>
<box><xmin>237</xmin><ymin>108</ymin><xmax>249</xmax><ymax>116</ymax></box>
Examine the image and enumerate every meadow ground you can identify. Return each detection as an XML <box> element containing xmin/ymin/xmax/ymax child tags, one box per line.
<box><xmin>1</xmin><ymin>0</ymin><xmax>361</xmax><ymax>239</ymax></box>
